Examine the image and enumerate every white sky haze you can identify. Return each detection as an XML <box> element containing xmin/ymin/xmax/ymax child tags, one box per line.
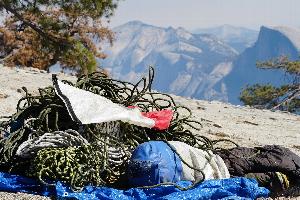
<box><xmin>109</xmin><ymin>0</ymin><xmax>300</xmax><ymax>30</ymax></box>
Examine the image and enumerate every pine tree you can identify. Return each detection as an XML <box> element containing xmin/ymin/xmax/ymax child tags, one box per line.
<box><xmin>0</xmin><ymin>0</ymin><xmax>119</xmax><ymax>74</ymax></box>
<box><xmin>240</xmin><ymin>56</ymin><xmax>300</xmax><ymax>113</ymax></box>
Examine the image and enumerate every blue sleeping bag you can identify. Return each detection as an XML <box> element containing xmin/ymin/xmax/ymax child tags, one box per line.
<box><xmin>127</xmin><ymin>141</ymin><xmax>231</xmax><ymax>187</ymax></box>
<box><xmin>127</xmin><ymin>141</ymin><xmax>183</xmax><ymax>187</ymax></box>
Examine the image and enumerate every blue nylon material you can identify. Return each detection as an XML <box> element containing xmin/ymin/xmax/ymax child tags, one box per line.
<box><xmin>0</xmin><ymin>172</ymin><xmax>269</xmax><ymax>200</ymax></box>
<box><xmin>127</xmin><ymin>141</ymin><xmax>183</xmax><ymax>187</ymax></box>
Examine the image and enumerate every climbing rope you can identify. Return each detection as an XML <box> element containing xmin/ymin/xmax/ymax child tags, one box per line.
<box><xmin>16</xmin><ymin>129</ymin><xmax>89</xmax><ymax>158</ymax></box>
<box><xmin>0</xmin><ymin>67</ymin><xmax>237</xmax><ymax>191</ymax></box>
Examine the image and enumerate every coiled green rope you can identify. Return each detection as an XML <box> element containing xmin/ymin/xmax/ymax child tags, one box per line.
<box><xmin>31</xmin><ymin>145</ymin><xmax>106</xmax><ymax>191</ymax></box>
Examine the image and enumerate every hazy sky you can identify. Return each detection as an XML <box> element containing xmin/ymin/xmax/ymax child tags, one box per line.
<box><xmin>109</xmin><ymin>0</ymin><xmax>300</xmax><ymax>30</ymax></box>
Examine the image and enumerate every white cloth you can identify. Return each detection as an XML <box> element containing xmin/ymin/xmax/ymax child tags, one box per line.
<box><xmin>54</xmin><ymin>79</ymin><xmax>155</xmax><ymax>128</ymax></box>
<box><xmin>169</xmin><ymin>141</ymin><xmax>230</xmax><ymax>181</ymax></box>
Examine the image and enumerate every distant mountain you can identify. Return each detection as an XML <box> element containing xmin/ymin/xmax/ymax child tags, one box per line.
<box><xmin>224</xmin><ymin>26</ymin><xmax>300</xmax><ymax>104</ymax></box>
<box><xmin>193</xmin><ymin>25</ymin><xmax>259</xmax><ymax>53</ymax></box>
<box><xmin>101</xmin><ymin>21</ymin><xmax>238</xmax><ymax>101</ymax></box>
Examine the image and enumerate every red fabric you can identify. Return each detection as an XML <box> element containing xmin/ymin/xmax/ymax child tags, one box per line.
<box><xmin>128</xmin><ymin>106</ymin><xmax>173</xmax><ymax>130</ymax></box>
<box><xmin>141</xmin><ymin>110</ymin><xmax>173</xmax><ymax>130</ymax></box>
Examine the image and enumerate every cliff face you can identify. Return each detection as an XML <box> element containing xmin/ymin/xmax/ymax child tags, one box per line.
<box><xmin>224</xmin><ymin>26</ymin><xmax>300</xmax><ymax>104</ymax></box>
<box><xmin>193</xmin><ymin>25</ymin><xmax>259</xmax><ymax>53</ymax></box>
<box><xmin>102</xmin><ymin>23</ymin><xmax>300</xmax><ymax>104</ymax></box>
<box><xmin>101</xmin><ymin>21</ymin><xmax>237</xmax><ymax>102</ymax></box>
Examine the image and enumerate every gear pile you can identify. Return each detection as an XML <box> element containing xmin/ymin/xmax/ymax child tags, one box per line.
<box><xmin>0</xmin><ymin>67</ymin><xmax>235</xmax><ymax>191</ymax></box>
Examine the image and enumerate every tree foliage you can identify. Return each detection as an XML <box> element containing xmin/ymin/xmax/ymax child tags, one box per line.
<box><xmin>0</xmin><ymin>0</ymin><xmax>119</xmax><ymax>74</ymax></box>
<box><xmin>240</xmin><ymin>56</ymin><xmax>300</xmax><ymax>113</ymax></box>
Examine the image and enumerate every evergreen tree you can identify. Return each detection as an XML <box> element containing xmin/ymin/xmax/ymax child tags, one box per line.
<box><xmin>240</xmin><ymin>56</ymin><xmax>300</xmax><ymax>113</ymax></box>
<box><xmin>0</xmin><ymin>0</ymin><xmax>119</xmax><ymax>74</ymax></box>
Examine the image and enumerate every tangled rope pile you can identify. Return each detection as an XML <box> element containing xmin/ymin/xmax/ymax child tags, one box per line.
<box><xmin>0</xmin><ymin>67</ymin><xmax>237</xmax><ymax>191</ymax></box>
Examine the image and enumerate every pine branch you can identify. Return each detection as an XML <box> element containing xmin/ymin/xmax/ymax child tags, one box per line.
<box><xmin>272</xmin><ymin>85</ymin><xmax>300</xmax><ymax>110</ymax></box>
<box><xmin>0</xmin><ymin>2</ymin><xmax>70</xmax><ymax>47</ymax></box>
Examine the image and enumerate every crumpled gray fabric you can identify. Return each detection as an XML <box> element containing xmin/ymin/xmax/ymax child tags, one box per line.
<box><xmin>217</xmin><ymin>145</ymin><xmax>300</xmax><ymax>180</ymax></box>
<box><xmin>216</xmin><ymin>145</ymin><xmax>300</xmax><ymax>197</ymax></box>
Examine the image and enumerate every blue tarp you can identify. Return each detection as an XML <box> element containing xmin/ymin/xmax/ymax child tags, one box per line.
<box><xmin>0</xmin><ymin>172</ymin><xmax>269</xmax><ymax>200</ymax></box>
